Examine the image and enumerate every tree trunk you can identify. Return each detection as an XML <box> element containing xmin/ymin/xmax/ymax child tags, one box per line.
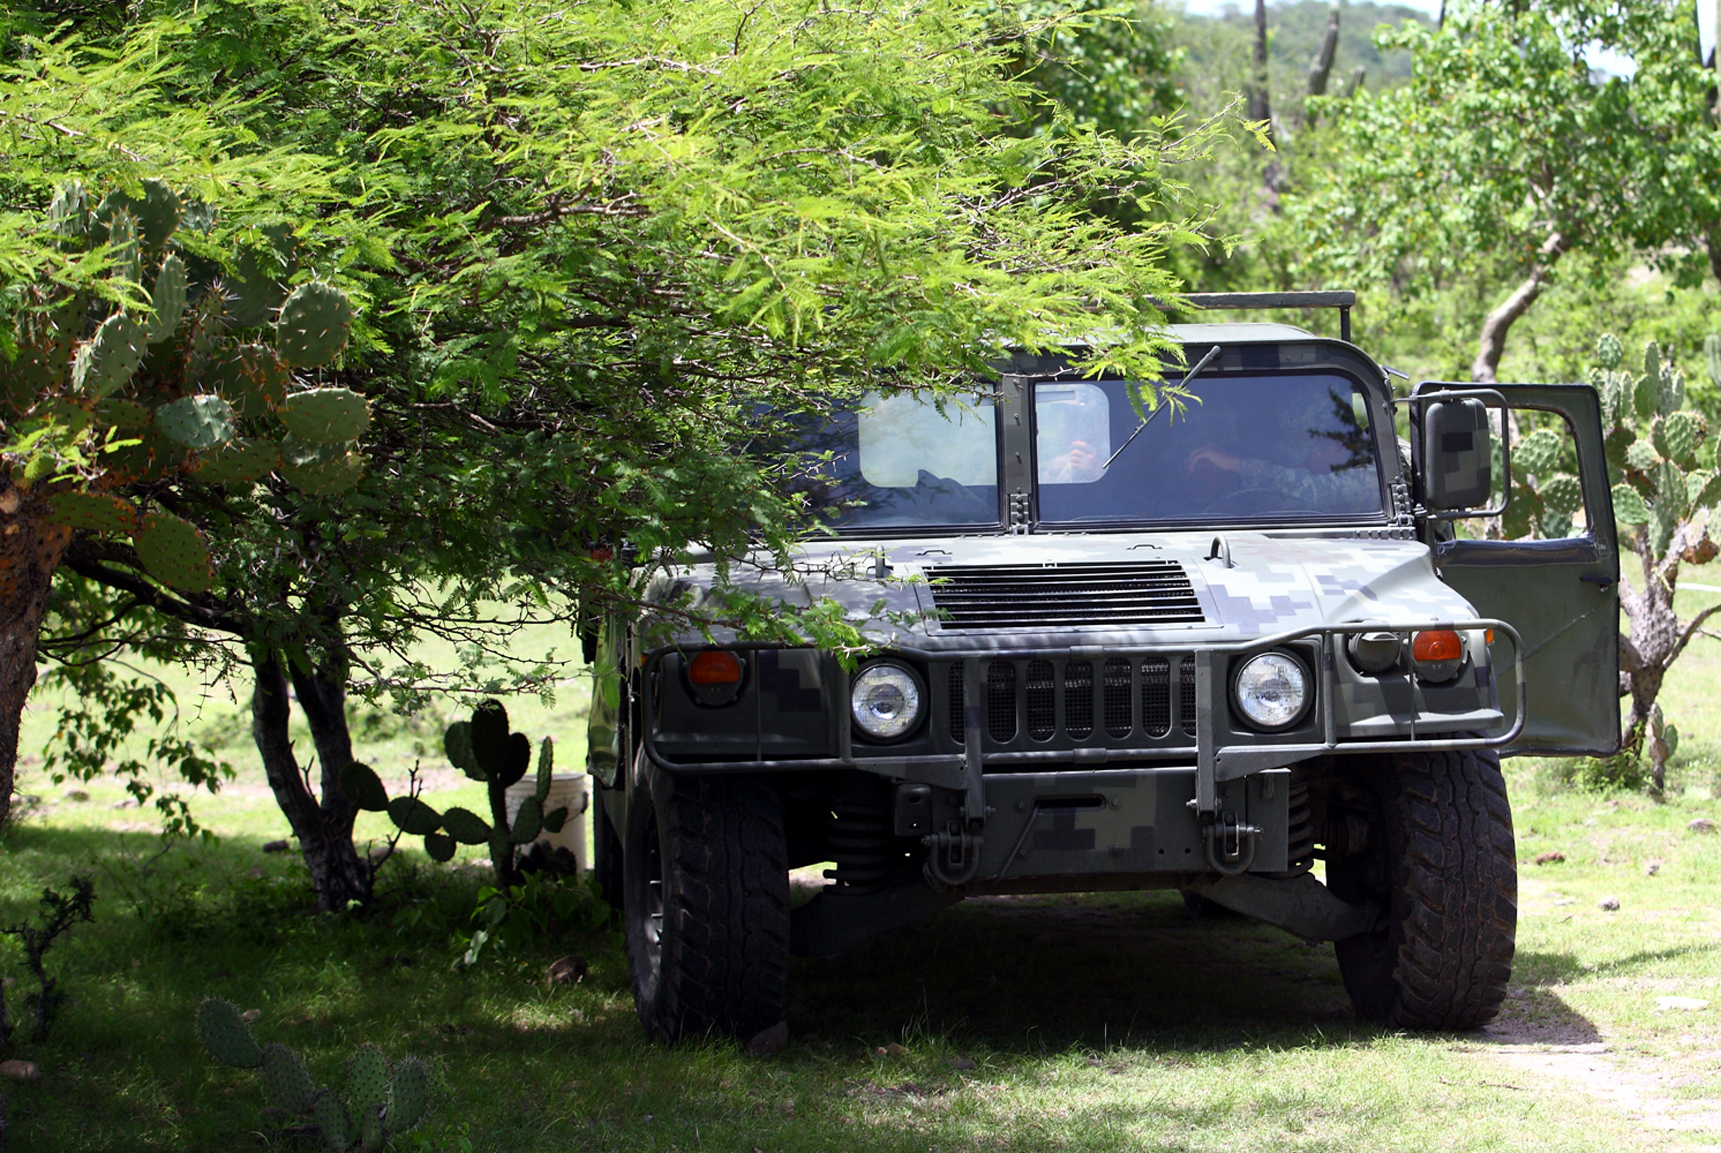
<box><xmin>1249</xmin><ymin>0</ymin><xmax>1272</xmax><ymax>129</ymax></box>
<box><xmin>0</xmin><ymin>481</ymin><xmax>74</xmax><ymax>828</ymax></box>
<box><xmin>251</xmin><ymin>642</ymin><xmax>372</xmax><ymax>912</ymax></box>
<box><xmin>1471</xmin><ymin>231</ymin><xmax>1566</xmax><ymax>383</ymax></box>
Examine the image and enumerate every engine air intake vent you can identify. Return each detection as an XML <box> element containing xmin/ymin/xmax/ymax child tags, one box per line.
<box><xmin>924</xmin><ymin>561</ymin><xmax>1204</xmax><ymax>631</ymax></box>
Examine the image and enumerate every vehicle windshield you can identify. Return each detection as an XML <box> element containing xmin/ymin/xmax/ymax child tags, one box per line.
<box><xmin>1035</xmin><ymin>372</ymin><xmax>1383</xmax><ymax>524</ymax></box>
<box><xmin>783</xmin><ymin>390</ymin><xmax>1000</xmax><ymax>531</ymax></box>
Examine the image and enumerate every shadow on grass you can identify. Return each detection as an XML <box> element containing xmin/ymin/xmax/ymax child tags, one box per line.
<box><xmin>787</xmin><ymin>891</ymin><xmax>1363</xmax><ymax>1052</ymax></box>
<box><xmin>0</xmin><ymin>825</ymin><xmax>1598</xmax><ymax>1153</ymax></box>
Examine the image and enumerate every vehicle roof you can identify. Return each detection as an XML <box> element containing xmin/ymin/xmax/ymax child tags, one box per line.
<box><xmin>1169</xmin><ymin>321</ymin><xmax>1321</xmax><ymax>343</ymax></box>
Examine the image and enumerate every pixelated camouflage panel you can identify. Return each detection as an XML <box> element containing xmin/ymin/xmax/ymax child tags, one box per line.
<box><xmin>972</xmin><ymin>769</ymin><xmax>1289</xmax><ymax>878</ymax></box>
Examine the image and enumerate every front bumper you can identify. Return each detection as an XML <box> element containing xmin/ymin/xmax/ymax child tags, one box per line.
<box><xmin>641</xmin><ymin>618</ymin><xmax>1525</xmax><ymax>826</ymax></box>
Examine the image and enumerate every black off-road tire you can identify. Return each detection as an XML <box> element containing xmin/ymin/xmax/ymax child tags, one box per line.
<box><xmin>1329</xmin><ymin>747</ymin><xmax>1516</xmax><ymax>1030</ymax></box>
<box><xmin>624</xmin><ymin>761</ymin><xmax>790</xmax><ymax>1043</ymax></box>
<box><xmin>591</xmin><ymin>778</ymin><xmax>624</xmax><ymax>911</ymax></box>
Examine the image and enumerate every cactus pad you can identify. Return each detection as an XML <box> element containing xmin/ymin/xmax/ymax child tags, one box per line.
<box><xmin>443</xmin><ymin>720</ymin><xmax>482</xmax><ymax>779</ymax></box>
<box><xmin>74</xmin><ymin>312</ymin><xmax>147</xmax><ymax>399</ymax></box>
<box><xmin>49</xmin><ymin>181</ymin><xmax>89</xmax><ymax>239</ymax></box>
<box><xmin>387</xmin><ymin>1057</ymin><xmax>430</xmax><ymax>1132</ymax></box>
<box><xmin>338</xmin><ymin>762</ymin><xmax>391</xmax><ymax>812</ymax></box>
<box><xmin>387</xmin><ymin>796</ymin><xmax>442</xmax><ymax>837</ymax></box>
<box><xmin>276</xmin><ymin>282</ymin><xmax>353</xmax><ymax>368</ymax></box>
<box><xmin>533</xmin><ymin>736</ymin><xmax>554</xmax><ymax>804</ymax></box>
<box><xmin>440</xmin><ymin>806</ymin><xmax>492</xmax><ymax>846</ymax></box>
<box><xmin>133</xmin><ymin>509</ymin><xmax>214</xmax><ymax>593</ymax></box>
<box><xmin>1514</xmin><ymin>428</ymin><xmax>1562</xmax><ymax>475</ymax></box>
<box><xmin>203</xmin><ymin>343</ymin><xmax>288</xmax><ymax>419</ymax></box>
<box><xmin>148</xmin><ymin>254</ymin><xmax>188</xmax><ymax>344</ymax></box>
<box><xmin>500</xmin><ymin>732</ymin><xmax>531</xmax><ymax>788</ymax></box>
<box><xmin>196</xmin><ymin>997</ymin><xmax>263</xmax><ymax>1069</ymax></box>
<box><xmin>106</xmin><ymin>208</ymin><xmax>142</xmax><ymax>285</ymax></box>
<box><xmin>358</xmin><ymin>1109</ymin><xmax>385</xmax><ymax>1153</ymax></box>
<box><xmin>347</xmin><ymin>1047</ymin><xmax>390</xmax><ymax>1117</ymax></box>
<box><xmin>43</xmin><ymin>491</ymin><xmax>138</xmax><ymax>536</ymax></box>
<box><xmin>280</xmin><ymin>388</ymin><xmax>371</xmax><ymax>443</ymax></box>
<box><xmin>313</xmin><ymin>1089</ymin><xmax>353</xmax><ymax>1153</ymax></box>
<box><xmin>279</xmin><ymin>435</ymin><xmax>364</xmax><ymax>495</ymax></box>
<box><xmin>541</xmin><ymin>805</ymin><xmax>568</xmax><ymax>835</ymax></box>
<box><xmin>93</xmin><ymin>397</ymin><xmax>153</xmax><ymax>431</ymax></box>
<box><xmin>1660</xmin><ymin>460</ymin><xmax>1690</xmax><ymax>520</ymax></box>
<box><xmin>510</xmin><ymin>796</ymin><xmax>543</xmax><ymax>845</ymax></box>
<box><xmin>422</xmin><ymin>833</ymin><xmax>457</xmax><ymax>863</ymax></box>
<box><xmin>193</xmin><ymin>437</ymin><xmax>281</xmax><ymax>486</ymax></box>
<box><xmin>1607</xmin><ymin>481</ymin><xmax>1644</xmax><ymax>523</ymax></box>
<box><xmin>1539</xmin><ymin>473</ymin><xmax>1583</xmax><ymax>517</ymax></box>
<box><xmin>1596</xmin><ymin>333</ymin><xmax>1623</xmax><ymax>370</ymax></box>
<box><xmin>95</xmin><ymin>179</ymin><xmax>182</xmax><ymax>249</ymax></box>
<box><xmin>1660</xmin><ymin>411</ymin><xmax>1704</xmax><ymax>469</ymax></box>
<box><xmin>155</xmin><ymin>394</ymin><xmax>237</xmax><ymax>450</ymax></box>
<box><xmin>1688</xmin><ymin>469</ymin><xmax>1721</xmax><ymax>510</ymax></box>
<box><xmin>468</xmin><ymin>701</ymin><xmax>511</xmax><ymax>779</ymax></box>
<box><xmin>1625</xmin><ymin>438</ymin><xmax>1660</xmax><ymax>473</ymax></box>
<box><xmin>260</xmin><ymin>1043</ymin><xmax>319</xmax><ymax>1114</ymax></box>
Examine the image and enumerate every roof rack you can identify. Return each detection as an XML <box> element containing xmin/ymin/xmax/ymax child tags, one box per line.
<box><xmin>1175</xmin><ymin>291</ymin><xmax>1356</xmax><ymax>344</ymax></box>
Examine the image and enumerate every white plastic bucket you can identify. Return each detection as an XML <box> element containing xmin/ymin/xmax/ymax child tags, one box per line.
<box><xmin>502</xmin><ymin>774</ymin><xmax>591</xmax><ymax>873</ymax></box>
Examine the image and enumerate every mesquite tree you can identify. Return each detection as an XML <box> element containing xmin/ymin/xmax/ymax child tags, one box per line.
<box><xmin>6</xmin><ymin>1</ymin><xmax>1228</xmax><ymax>911</ymax></box>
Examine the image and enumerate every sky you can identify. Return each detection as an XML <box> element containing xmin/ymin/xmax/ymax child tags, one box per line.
<box><xmin>1171</xmin><ymin>0</ymin><xmax>1721</xmax><ymax>79</ymax></box>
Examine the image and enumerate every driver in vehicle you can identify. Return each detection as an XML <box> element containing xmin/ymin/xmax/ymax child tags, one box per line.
<box><xmin>1184</xmin><ymin>390</ymin><xmax>1378</xmax><ymax>513</ymax></box>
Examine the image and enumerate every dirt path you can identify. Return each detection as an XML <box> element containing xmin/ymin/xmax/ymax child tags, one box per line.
<box><xmin>1458</xmin><ymin>876</ymin><xmax>1721</xmax><ymax>1151</ymax></box>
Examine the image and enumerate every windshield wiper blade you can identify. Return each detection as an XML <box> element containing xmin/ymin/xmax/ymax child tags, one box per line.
<box><xmin>1101</xmin><ymin>344</ymin><xmax>1222</xmax><ymax>470</ymax></box>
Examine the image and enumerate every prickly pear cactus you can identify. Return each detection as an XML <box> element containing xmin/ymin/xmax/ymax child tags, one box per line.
<box><xmin>2</xmin><ymin>179</ymin><xmax>367</xmax><ymax>600</ymax></box>
<box><xmin>368</xmin><ymin>699</ymin><xmax>568</xmax><ymax>886</ymax></box>
<box><xmin>197</xmin><ymin>1000</ymin><xmax>433</xmax><ymax>1150</ymax></box>
<box><xmin>1576</xmin><ymin>333</ymin><xmax>1721</xmax><ymax>794</ymax></box>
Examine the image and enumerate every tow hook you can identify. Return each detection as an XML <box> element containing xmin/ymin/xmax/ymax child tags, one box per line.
<box><xmin>1203</xmin><ymin>810</ymin><xmax>1262</xmax><ymax>876</ymax></box>
<box><xmin>922</xmin><ymin>821</ymin><xmax>983</xmax><ymax>888</ymax></box>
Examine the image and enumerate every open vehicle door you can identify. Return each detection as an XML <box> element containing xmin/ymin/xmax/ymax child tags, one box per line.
<box><xmin>1412</xmin><ymin>382</ymin><xmax>1620</xmax><ymax>756</ymax></box>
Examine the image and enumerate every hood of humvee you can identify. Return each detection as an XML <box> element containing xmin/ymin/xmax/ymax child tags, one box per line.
<box><xmin>663</xmin><ymin>531</ymin><xmax>1478</xmax><ymax>649</ymax></box>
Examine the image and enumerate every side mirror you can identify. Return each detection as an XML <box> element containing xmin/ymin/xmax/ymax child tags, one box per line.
<box><xmin>1421</xmin><ymin>397</ymin><xmax>1493</xmax><ymax>511</ymax></box>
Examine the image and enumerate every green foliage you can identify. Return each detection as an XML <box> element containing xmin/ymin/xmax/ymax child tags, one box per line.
<box><xmin>196</xmin><ymin>997</ymin><xmax>432</xmax><ymax>1152</ymax></box>
<box><xmin>455</xmin><ymin>872</ymin><xmax>610</xmax><ymax>970</ymax></box>
<box><xmin>1296</xmin><ymin>0</ymin><xmax>1721</xmax><ymax>374</ymax></box>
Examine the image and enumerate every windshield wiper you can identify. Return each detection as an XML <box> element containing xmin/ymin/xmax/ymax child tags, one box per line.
<box><xmin>1100</xmin><ymin>344</ymin><xmax>1222</xmax><ymax>470</ymax></box>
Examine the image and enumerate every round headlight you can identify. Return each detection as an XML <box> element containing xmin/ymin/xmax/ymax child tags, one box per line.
<box><xmin>1233</xmin><ymin>652</ymin><xmax>1310</xmax><ymax>730</ymax></box>
<box><xmin>851</xmin><ymin>663</ymin><xmax>923</xmax><ymax>740</ymax></box>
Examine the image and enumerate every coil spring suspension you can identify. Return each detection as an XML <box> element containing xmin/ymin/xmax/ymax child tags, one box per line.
<box><xmin>1283</xmin><ymin>781</ymin><xmax>1315</xmax><ymax>876</ymax></box>
<box><xmin>824</xmin><ymin>790</ymin><xmax>893</xmax><ymax>890</ymax></box>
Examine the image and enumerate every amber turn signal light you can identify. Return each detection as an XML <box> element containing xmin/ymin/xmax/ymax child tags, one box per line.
<box><xmin>1412</xmin><ymin>630</ymin><xmax>1463</xmax><ymax>662</ymax></box>
<box><xmin>688</xmin><ymin>650</ymin><xmax>744</xmax><ymax>685</ymax></box>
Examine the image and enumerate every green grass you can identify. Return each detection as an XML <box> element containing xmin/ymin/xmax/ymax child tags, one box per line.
<box><xmin>8</xmin><ymin>595</ymin><xmax>1721</xmax><ymax>1150</ymax></box>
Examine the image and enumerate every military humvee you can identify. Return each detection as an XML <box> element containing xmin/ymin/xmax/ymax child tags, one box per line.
<box><xmin>585</xmin><ymin>291</ymin><xmax>1620</xmax><ymax>1043</ymax></box>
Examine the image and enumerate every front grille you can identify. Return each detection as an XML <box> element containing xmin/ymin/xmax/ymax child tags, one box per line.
<box><xmin>924</xmin><ymin>561</ymin><xmax>1204</xmax><ymax>631</ymax></box>
<box><xmin>948</xmin><ymin>655</ymin><xmax>1197</xmax><ymax>748</ymax></box>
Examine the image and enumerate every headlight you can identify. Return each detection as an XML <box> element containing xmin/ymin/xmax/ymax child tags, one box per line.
<box><xmin>1233</xmin><ymin>652</ymin><xmax>1310</xmax><ymax>730</ymax></box>
<box><xmin>850</xmin><ymin>663</ymin><xmax>923</xmax><ymax>740</ymax></box>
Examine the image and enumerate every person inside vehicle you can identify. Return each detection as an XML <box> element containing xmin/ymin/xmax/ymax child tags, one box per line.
<box><xmin>1184</xmin><ymin>388</ymin><xmax>1379</xmax><ymax>513</ymax></box>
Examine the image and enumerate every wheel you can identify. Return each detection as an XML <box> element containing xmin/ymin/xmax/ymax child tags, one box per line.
<box><xmin>1328</xmin><ymin>748</ymin><xmax>1516</xmax><ymax>1030</ymax></box>
<box><xmin>592</xmin><ymin>777</ymin><xmax>623</xmax><ymax>910</ymax></box>
<box><xmin>624</xmin><ymin>759</ymin><xmax>790</xmax><ymax>1043</ymax></box>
